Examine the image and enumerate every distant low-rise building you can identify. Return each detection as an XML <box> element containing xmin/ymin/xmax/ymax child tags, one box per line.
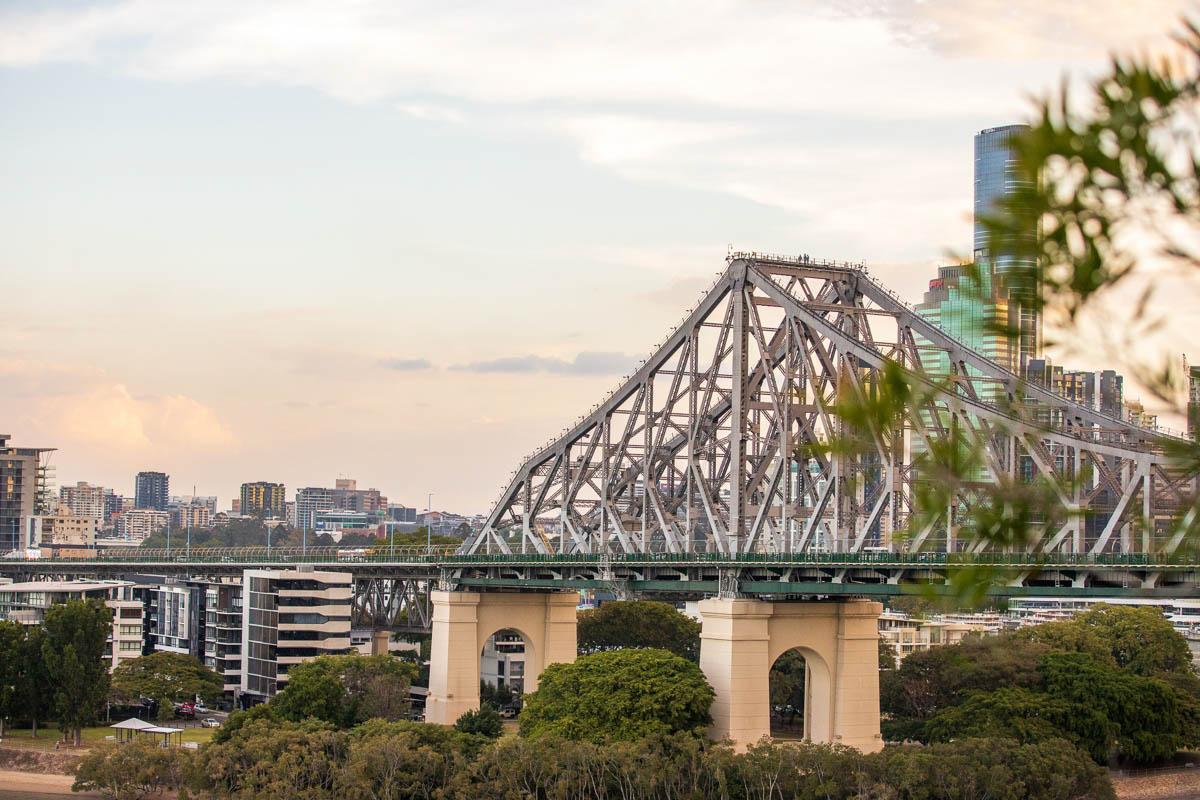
<box><xmin>29</xmin><ymin>513</ymin><xmax>100</xmax><ymax>548</ymax></box>
<box><xmin>295</xmin><ymin>487</ymin><xmax>334</xmax><ymax>531</ymax></box>
<box><xmin>174</xmin><ymin>503</ymin><xmax>212</xmax><ymax>530</ymax></box>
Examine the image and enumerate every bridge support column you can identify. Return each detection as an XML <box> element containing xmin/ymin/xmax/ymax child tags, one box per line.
<box><xmin>425</xmin><ymin>590</ymin><xmax>577</xmax><ymax>725</ymax></box>
<box><xmin>698</xmin><ymin>598</ymin><xmax>882</xmax><ymax>753</ymax></box>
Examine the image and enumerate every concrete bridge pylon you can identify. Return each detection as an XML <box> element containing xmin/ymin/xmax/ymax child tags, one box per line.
<box><xmin>424</xmin><ymin>590</ymin><xmax>578</xmax><ymax>725</ymax></box>
<box><xmin>425</xmin><ymin>589</ymin><xmax>882</xmax><ymax>754</ymax></box>
<box><xmin>698</xmin><ymin>597</ymin><xmax>883</xmax><ymax>752</ymax></box>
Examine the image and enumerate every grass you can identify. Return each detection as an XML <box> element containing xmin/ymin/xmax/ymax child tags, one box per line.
<box><xmin>0</xmin><ymin>724</ymin><xmax>216</xmax><ymax>751</ymax></box>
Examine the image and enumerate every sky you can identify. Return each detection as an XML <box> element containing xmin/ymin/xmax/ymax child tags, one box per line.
<box><xmin>1</xmin><ymin>0</ymin><xmax>1195</xmax><ymax>514</ymax></box>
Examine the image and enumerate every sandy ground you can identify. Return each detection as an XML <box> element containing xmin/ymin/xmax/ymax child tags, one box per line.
<box><xmin>0</xmin><ymin>769</ymin><xmax>100</xmax><ymax>797</ymax></box>
<box><xmin>1112</xmin><ymin>768</ymin><xmax>1200</xmax><ymax>800</ymax></box>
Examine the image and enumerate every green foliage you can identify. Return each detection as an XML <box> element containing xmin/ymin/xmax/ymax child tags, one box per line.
<box><xmin>17</xmin><ymin>625</ymin><xmax>51</xmax><ymax>736</ymax></box>
<box><xmin>110</xmin><ymin>651</ymin><xmax>224</xmax><ymax>706</ymax></box>
<box><xmin>880</xmin><ymin>634</ymin><xmax>1049</xmax><ymax>738</ymax></box>
<box><xmin>73</xmin><ymin>738</ymin><xmax>194</xmax><ymax>800</ymax></box>
<box><xmin>1040</xmin><ymin>651</ymin><xmax>1187</xmax><ymax>764</ymax></box>
<box><xmin>577</xmin><ymin>600</ymin><xmax>702</xmax><ymax>661</ymax></box>
<box><xmin>198</xmin><ymin>716</ymin><xmax>347</xmax><ymax>799</ymax></box>
<box><xmin>479</xmin><ymin>679</ymin><xmax>514</xmax><ymax>710</ymax></box>
<box><xmin>861</xmin><ymin>737</ymin><xmax>1115</xmax><ymax>800</ymax></box>
<box><xmin>885</xmin><ymin>618</ymin><xmax>1200</xmax><ymax>765</ymax></box>
<box><xmin>0</xmin><ymin>621</ymin><xmax>24</xmax><ymax>735</ymax></box>
<box><xmin>454</xmin><ymin>706</ymin><xmax>503</xmax><ymax>738</ymax></box>
<box><xmin>138</xmin><ymin>517</ymin><xmax>338</xmax><ymax>550</ymax></box>
<box><xmin>211</xmin><ymin>702</ymin><xmax>277</xmax><ymax>744</ymax></box>
<box><xmin>271</xmin><ymin>654</ymin><xmax>418</xmax><ymax>729</ymax></box>
<box><xmin>41</xmin><ymin>599</ymin><xmax>112</xmax><ymax>746</ymax></box>
<box><xmin>518</xmin><ymin>649</ymin><xmax>714</xmax><ymax>743</ymax></box>
<box><xmin>924</xmin><ymin>686</ymin><xmax>1075</xmax><ymax>745</ymax></box>
<box><xmin>188</xmin><ymin>712</ymin><xmax>1115</xmax><ymax>800</ymax></box>
<box><xmin>769</xmin><ymin>650</ymin><xmax>806</xmax><ymax>729</ymax></box>
<box><xmin>1071</xmin><ymin>604</ymin><xmax>1196</xmax><ymax>679</ymax></box>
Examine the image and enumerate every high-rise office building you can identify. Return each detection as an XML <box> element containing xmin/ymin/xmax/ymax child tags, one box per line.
<box><xmin>240</xmin><ymin>482</ymin><xmax>286</xmax><ymax>518</ymax></box>
<box><xmin>134</xmin><ymin>471</ymin><xmax>170</xmax><ymax>511</ymax></box>
<box><xmin>0</xmin><ymin>435</ymin><xmax>56</xmax><ymax>554</ymax></box>
<box><xmin>916</xmin><ymin>125</ymin><xmax>1040</xmax><ymax>376</ymax></box>
<box><xmin>974</xmin><ymin>124</ymin><xmax>1040</xmax><ymax>372</ymax></box>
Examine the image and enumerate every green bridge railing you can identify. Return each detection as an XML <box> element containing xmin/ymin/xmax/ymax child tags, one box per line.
<box><xmin>5</xmin><ymin>546</ymin><xmax>1196</xmax><ymax>569</ymax></box>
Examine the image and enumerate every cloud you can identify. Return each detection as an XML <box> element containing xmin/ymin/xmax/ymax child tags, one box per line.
<box><xmin>0</xmin><ymin>0</ymin><xmax>1126</xmax><ymax>118</ymax></box>
<box><xmin>377</xmin><ymin>357</ymin><xmax>434</xmax><ymax>371</ymax></box>
<box><xmin>43</xmin><ymin>383</ymin><xmax>234</xmax><ymax>451</ymax></box>
<box><xmin>829</xmin><ymin>0</ymin><xmax>1193</xmax><ymax>59</ymax></box>
<box><xmin>0</xmin><ymin>0</ymin><xmax>1180</xmax><ymax>264</ymax></box>
<box><xmin>452</xmin><ymin>351</ymin><xmax>635</xmax><ymax>375</ymax></box>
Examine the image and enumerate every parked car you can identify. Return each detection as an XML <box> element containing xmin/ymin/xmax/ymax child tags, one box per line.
<box><xmin>175</xmin><ymin>702</ymin><xmax>196</xmax><ymax>719</ymax></box>
<box><xmin>200</xmin><ymin>718</ymin><xmax>221</xmax><ymax>729</ymax></box>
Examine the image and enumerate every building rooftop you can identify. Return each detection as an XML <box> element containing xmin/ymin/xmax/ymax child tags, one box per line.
<box><xmin>0</xmin><ymin>579</ymin><xmax>131</xmax><ymax>593</ymax></box>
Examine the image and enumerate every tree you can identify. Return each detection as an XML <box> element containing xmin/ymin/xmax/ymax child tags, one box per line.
<box><xmin>576</xmin><ymin>600</ymin><xmax>702</xmax><ymax>661</ymax></box>
<box><xmin>878</xmin><ymin>638</ymin><xmax>897</xmax><ymax>671</ymax></box>
<box><xmin>924</xmin><ymin>686</ymin><xmax>1076</xmax><ymax>746</ymax></box>
<box><xmin>110</xmin><ymin>652</ymin><xmax>224</xmax><ymax>708</ymax></box>
<box><xmin>1072</xmin><ymin>605</ymin><xmax>1196</xmax><ymax>680</ymax></box>
<box><xmin>519</xmin><ymin>648</ymin><xmax>714</xmax><ymax>743</ymax></box>
<box><xmin>0</xmin><ymin>621</ymin><xmax>24</xmax><ymax>737</ymax></box>
<box><xmin>879</xmin><ymin>633</ymin><xmax>1048</xmax><ymax>739</ymax></box>
<box><xmin>862</xmin><ymin>738</ymin><xmax>1115</xmax><ymax>800</ymax></box>
<box><xmin>337</xmin><ymin>730</ymin><xmax>455</xmax><ymax>800</ymax></box>
<box><xmin>41</xmin><ymin>599</ymin><xmax>112</xmax><ymax>746</ymax></box>
<box><xmin>199</xmin><ymin>716</ymin><xmax>348</xmax><ymax>799</ymax></box>
<box><xmin>454</xmin><ymin>706</ymin><xmax>502</xmax><ymax>738</ymax></box>
<box><xmin>17</xmin><ymin>625</ymin><xmax>51</xmax><ymax>737</ymax></box>
<box><xmin>769</xmin><ymin>651</ymin><xmax>806</xmax><ymax>730</ymax></box>
<box><xmin>1040</xmin><ymin>651</ymin><xmax>1189</xmax><ymax>764</ymax></box>
<box><xmin>271</xmin><ymin>654</ymin><xmax>418</xmax><ymax>728</ymax></box>
<box><xmin>73</xmin><ymin>738</ymin><xmax>194</xmax><ymax>800</ymax></box>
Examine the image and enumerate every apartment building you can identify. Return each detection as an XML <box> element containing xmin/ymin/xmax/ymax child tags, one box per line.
<box><xmin>59</xmin><ymin>482</ymin><xmax>108</xmax><ymax>520</ymax></box>
<box><xmin>117</xmin><ymin>509</ymin><xmax>170</xmax><ymax>542</ymax></box>
<box><xmin>29</xmin><ymin>513</ymin><xmax>100</xmax><ymax>547</ymax></box>
<box><xmin>0</xmin><ymin>435</ymin><xmax>56</xmax><ymax>554</ymax></box>
<box><xmin>240</xmin><ymin>482</ymin><xmax>286</xmax><ymax>518</ymax></box>
<box><xmin>0</xmin><ymin>579</ymin><xmax>145</xmax><ymax>671</ymax></box>
<box><xmin>241</xmin><ymin>568</ymin><xmax>352</xmax><ymax>700</ymax></box>
<box><xmin>203</xmin><ymin>581</ymin><xmax>243</xmax><ymax>694</ymax></box>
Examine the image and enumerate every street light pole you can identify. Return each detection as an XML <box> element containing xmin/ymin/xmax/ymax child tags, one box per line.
<box><xmin>426</xmin><ymin>492</ymin><xmax>435</xmax><ymax>552</ymax></box>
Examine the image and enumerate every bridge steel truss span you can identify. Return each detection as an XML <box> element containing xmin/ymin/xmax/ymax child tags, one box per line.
<box><xmin>464</xmin><ymin>254</ymin><xmax>1195</xmax><ymax>561</ymax></box>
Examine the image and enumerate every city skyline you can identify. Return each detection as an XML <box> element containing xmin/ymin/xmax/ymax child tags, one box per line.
<box><xmin>3</xmin><ymin>1</ymin><xmax>1197</xmax><ymax>513</ymax></box>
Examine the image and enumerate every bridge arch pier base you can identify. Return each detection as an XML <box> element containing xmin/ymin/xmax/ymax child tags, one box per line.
<box><xmin>698</xmin><ymin>598</ymin><xmax>883</xmax><ymax>753</ymax></box>
<box><xmin>424</xmin><ymin>590</ymin><xmax>577</xmax><ymax>725</ymax></box>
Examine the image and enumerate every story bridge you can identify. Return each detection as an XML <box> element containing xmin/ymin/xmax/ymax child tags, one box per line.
<box><xmin>3</xmin><ymin>253</ymin><xmax>1196</xmax><ymax>749</ymax></box>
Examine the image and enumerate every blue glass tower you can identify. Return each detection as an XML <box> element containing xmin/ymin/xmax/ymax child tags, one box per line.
<box><xmin>974</xmin><ymin>124</ymin><xmax>1039</xmax><ymax>371</ymax></box>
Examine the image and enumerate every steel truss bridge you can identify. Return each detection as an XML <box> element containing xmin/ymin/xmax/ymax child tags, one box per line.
<box><xmin>466</xmin><ymin>253</ymin><xmax>1195</xmax><ymax>560</ymax></box>
<box><xmin>3</xmin><ymin>254</ymin><xmax>1197</xmax><ymax>627</ymax></box>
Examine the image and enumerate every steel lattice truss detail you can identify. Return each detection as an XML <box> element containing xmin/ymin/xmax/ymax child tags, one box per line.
<box><xmin>463</xmin><ymin>255</ymin><xmax>1195</xmax><ymax>558</ymax></box>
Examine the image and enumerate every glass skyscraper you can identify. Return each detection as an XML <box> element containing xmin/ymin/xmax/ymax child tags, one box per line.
<box><xmin>915</xmin><ymin>124</ymin><xmax>1039</xmax><ymax>377</ymax></box>
<box><xmin>974</xmin><ymin>124</ymin><xmax>1039</xmax><ymax>371</ymax></box>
